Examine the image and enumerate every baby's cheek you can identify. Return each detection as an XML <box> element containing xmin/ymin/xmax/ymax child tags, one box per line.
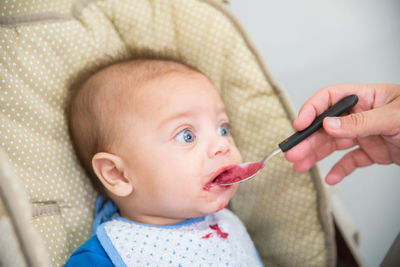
<box><xmin>231</xmin><ymin>183</ymin><xmax>240</xmax><ymax>194</ymax></box>
<box><xmin>232</xmin><ymin>145</ymin><xmax>243</xmax><ymax>164</ymax></box>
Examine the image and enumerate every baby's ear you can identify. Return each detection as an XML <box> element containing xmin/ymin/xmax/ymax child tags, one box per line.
<box><xmin>92</xmin><ymin>152</ymin><xmax>133</xmax><ymax>197</ymax></box>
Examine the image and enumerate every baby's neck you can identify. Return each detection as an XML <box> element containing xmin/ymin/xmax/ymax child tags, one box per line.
<box><xmin>119</xmin><ymin>210</ymin><xmax>186</xmax><ymax>226</ymax></box>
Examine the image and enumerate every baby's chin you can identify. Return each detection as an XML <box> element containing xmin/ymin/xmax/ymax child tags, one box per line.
<box><xmin>203</xmin><ymin>201</ymin><xmax>230</xmax><ymax>214</ymax></box>
<box><xmin>204</xmin><ymin>196</ymin><xmax>234</xmax><ymax>215</ymax></box>
<box><xmin>194</xmin><ymin>184</ymin><xmax>238</xmax><ymax>215</ymax></box>
<box><xmin>214</xmin><ymin>202</ymin><xmax>229</xmax><ymax>213</ymax></box>
<box><xmin>192</xmin><ymin>206</ymin><xmax>225</xmax><ymax>218</ymax></box>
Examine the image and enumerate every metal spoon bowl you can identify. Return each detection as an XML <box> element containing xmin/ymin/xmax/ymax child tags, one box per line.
<box><xmin>218</xmin><ymin>149</ymin><xmax>281</xmax><ymax>186</ymax></box>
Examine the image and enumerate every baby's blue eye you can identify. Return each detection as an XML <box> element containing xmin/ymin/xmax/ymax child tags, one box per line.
<box><xmin>218</xmin><ymin>124</ymin><xmax>230</xmax><ymax>136</ymax></box>
<box><xmin>175</xmin><ymin>129</ymin><xmax>196</xmax><ymax>143</ymax></box>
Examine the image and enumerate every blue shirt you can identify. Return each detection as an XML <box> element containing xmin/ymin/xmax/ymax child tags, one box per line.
<box><xmin>66</xmin><ymin>235</ymin><xmax>112</xmax><ymax>266</ymax></box>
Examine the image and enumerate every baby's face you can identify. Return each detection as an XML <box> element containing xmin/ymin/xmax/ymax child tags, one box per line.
<box><xmin>115</xmin><ymin>72</ymin><xmax>242</xmax><ymax>224</ymax></box>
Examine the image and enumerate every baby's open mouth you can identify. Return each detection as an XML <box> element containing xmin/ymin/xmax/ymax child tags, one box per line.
<box><xmin>212</xmin><ymin>168</ymin><xmax>237</xmax><ymax>184</ymax></box>
<box><xmin>203</xmin><ymin>165</ymin><xmax>236</xmax><ymax>191</ymax></box>
<box><xmin>204</xmin><ymin>162</ymin><xmax>264</xmax><ymax>190</ymax></box>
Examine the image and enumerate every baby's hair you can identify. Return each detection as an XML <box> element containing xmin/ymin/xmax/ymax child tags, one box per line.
<box><xmin>67</xmin><ymin>56</ymin><xmax>201</xmax><ymax>193</ymax></box>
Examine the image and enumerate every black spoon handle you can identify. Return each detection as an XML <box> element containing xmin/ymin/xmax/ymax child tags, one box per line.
<box><xmin>278</xmin><ymin>94</ymin><xmax>359</xmax><ymax>152</ymax></box>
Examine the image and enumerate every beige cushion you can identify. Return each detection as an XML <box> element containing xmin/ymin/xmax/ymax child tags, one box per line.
<box><xmin>0</xmin><ymin>149</ymin><xmax>49</xmax><ymax>267</ymax></box>
<box><xmin>0</xmin><ymin>0</ymin><xmax>335</xmax><ymax>266</ymax></box>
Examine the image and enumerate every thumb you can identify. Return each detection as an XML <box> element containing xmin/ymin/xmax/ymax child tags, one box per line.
<box><xmin>323</xmin><ymin>108</ymin><xmax>387</xmax><ymax>138</ymax></box>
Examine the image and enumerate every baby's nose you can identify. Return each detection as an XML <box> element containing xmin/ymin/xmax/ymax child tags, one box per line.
<box><xmin>208</xmin><ymin>136</ymin><xmax>230</xmax><ymax>158</ymax></box>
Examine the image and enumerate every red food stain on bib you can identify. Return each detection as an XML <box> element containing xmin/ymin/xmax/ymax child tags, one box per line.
<box><xmin>202</xmin><ymin>224</ymin><xmax>229</xmax><ymax>239</ymax></box>
<box><xmin>209</xmin><ymin>224</ymin><xmax>228</xmax><ymax>239</ymax></box>
<box><xmin>202</xmin><ymin>233</ymin><xmax>213</xmax><ymax>239</ymax></box>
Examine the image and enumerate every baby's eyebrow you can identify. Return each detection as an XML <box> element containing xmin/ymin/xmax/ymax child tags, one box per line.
<box><xmin>157</xmin><ymin>104</ymin><xmax>228</xmax><ymax>130</ymax></box>
<box><xmin>157</xmin><ymin>110</ymin><xmax>194</xmax><ymax>130</ymax></box>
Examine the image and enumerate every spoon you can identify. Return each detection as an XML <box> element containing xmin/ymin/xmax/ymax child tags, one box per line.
<box><xmin>216</xmin><ymin>94</ymin><xmax>359</xmax><ymax>186</ymax></box>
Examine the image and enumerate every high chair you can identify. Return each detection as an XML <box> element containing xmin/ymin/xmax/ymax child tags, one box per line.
<box><xmin>0</xmin><ymin>0</ymin><xmax>362</xmax><ymax>266</ymax></box>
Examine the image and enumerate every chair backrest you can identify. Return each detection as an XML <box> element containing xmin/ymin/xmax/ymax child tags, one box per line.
<box><xmin>0</xmin><ymin>0</ymin><xmax>335</xmax><ymax>266</ymax></box>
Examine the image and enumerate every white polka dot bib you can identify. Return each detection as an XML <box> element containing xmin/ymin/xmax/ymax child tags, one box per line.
<box><xmin>96</xmin><ymin>209</ymin><xmax>263</xmax><ymax>267</ymax></box>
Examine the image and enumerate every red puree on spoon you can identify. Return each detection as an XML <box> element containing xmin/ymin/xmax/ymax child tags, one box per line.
<box><xmin>214</xmin><ymin>162</ymin><xmax>264</xmax><ymax>185</ymax></box>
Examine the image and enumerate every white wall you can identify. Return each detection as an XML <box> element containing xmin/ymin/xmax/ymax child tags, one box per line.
<box><xmin>229</xmin><ymin>1</ymin><xmax>400</xmax><ymax>266</ymax></box>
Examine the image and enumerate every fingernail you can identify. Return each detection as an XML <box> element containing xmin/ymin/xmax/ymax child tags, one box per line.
<box><xmin>326</xmin><ymin>117</ymin><xmax>341</xmax><ymax>129</ymax></box>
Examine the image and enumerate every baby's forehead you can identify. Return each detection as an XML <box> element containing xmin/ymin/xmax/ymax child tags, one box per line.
<box><xmin>122</xmin><ymin>69</ymin><xmax>213</xmax><ymax>97</ymax></box>
<box><xmin>138</xmin><ymin>71</ymin><xmax>220</xmax><ymax>100</ymax></box>
<box><xmin>92</xmin><ymin>62</ymin><xmax>222</xmax><ymax>115</ymax></box>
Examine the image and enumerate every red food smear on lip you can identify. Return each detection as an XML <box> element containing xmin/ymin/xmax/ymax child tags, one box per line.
<box><xmin>209</xmin><ymin>224</ymin><xmax>228</xmax><ymax>239</ymax></box>
<box><xmin>213</xmin><ymin>162</ymin><xmax>264</xmax><ymax>185</ymax></box>
<box><xmin>203</xmin><ymin>183</ymin><xmax>212</xmax><ymax>191</ymax></box>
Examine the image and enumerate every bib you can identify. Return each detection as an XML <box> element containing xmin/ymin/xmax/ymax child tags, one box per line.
<box><xmin>96</xmin><ymin>209</ymin><xmax>263</xmax><ymax>266</ymax></box>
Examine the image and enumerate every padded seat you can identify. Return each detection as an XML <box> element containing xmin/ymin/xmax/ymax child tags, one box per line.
<box><xmin>0</xmin><ymin>0</ymin><xmax>335</xmax><ymax>266</ymax></box>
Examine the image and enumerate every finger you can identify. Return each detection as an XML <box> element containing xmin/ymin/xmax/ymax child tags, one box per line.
<box><xmin>293</xmin><ymin>104</ymin><xmax>317</xmax><ymax>131</ymax></box>
<box><xmin>294</xmin><ymin>84</ymin><xmax>365</xmax><ymax>131</ymax></box>
<box><xmin>357</xmin><ymin>135</ymin><xmax>393</xmax><ymax>164</ymax></box>
<box><xmin>285</xmin><ymin>135</ymin><xmax>313</xmax><ymax>162</ymax></box>
<box><xmin>291</xmin><ymin>138</ymin><xmax>356</xmax><ymax>172</ymax></box>
<box><xmin>293</xmin><ymin>153</ymin><xmax>317</xmax><ymax>172</ymax></box>
<box><xmin>323</xmin><ymin>106</ymin><xmax>397</xmax><ymax>139</ymax></box>
<box><xmin>294</xmin><ymin>84</ymin><xmax>380</xmax><ymax>131</ymax></box>
<box><xmin>285</xmin><ymin>129</ymin><xmax>356</xmax><ymax>162</ymax></box>
<box><xmin>325</xmin><ymin>148</ymin><xmax>374</xmax><ymax>185</ymax></box>
<box><xmin>285</xmin><ymin>131</ymin><xmax>331</xmax><ymax>162</ymax></box>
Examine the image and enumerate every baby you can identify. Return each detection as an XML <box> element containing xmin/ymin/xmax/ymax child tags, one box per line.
<box><xmin>66</xmin><ymin>58</ymin><xmax>263</xmax><ymax>266</ymax></box>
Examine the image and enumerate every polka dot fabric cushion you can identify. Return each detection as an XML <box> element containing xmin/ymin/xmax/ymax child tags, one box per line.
<box><xmin>0</xmin><ymin>0</ymin><xmax>335</xmax><ymax>266</ymax></box>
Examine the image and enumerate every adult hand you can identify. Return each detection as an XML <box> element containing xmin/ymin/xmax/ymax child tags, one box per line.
<box><xmin>285</xmin><ymin>84</ymin><xmax>400</xmax><ymax>185</ymax></box>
